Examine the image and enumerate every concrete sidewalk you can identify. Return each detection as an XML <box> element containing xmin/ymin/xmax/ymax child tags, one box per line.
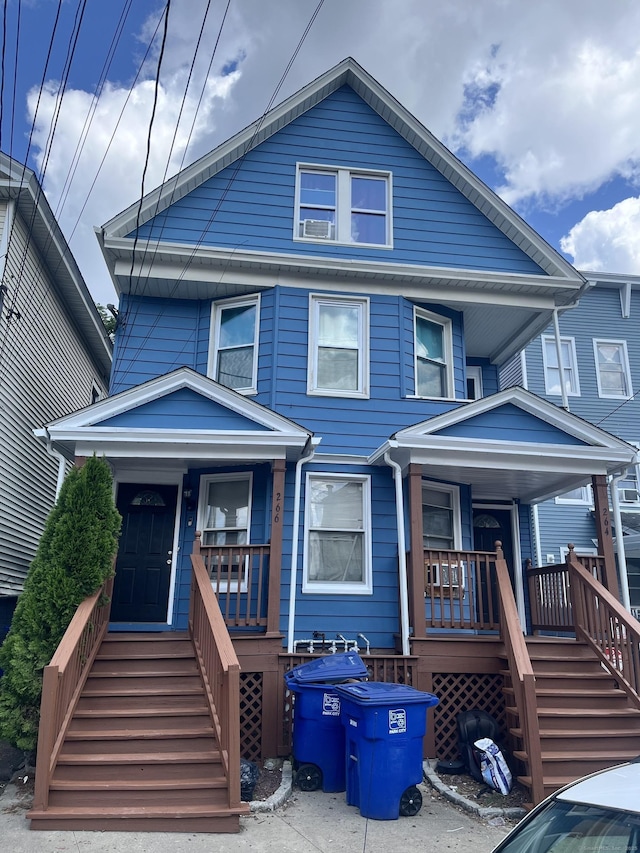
<box><xmin>0</xmin><ymin>778</ymin><xmax>511</xmax><ymax>853</ymax></box>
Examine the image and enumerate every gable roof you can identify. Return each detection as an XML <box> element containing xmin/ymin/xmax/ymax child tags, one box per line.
<box><xmin>101</xmin><ymin>59</ymin><xmax>578</xmax><ymax>284</ymax></box>
<box><xmin>0</xmin><ymin>152</ymin><xmax>112</xmax><ymax>379</ymax></box>
<box><xmin>371</xmin><ymin>387</ymin><xmax>636</xmax><ymax>504</ymax></box>
<box><xmin>37</xmin><ymin>367</ymin><xmax>316</xmax><ymax>463</ymax></box>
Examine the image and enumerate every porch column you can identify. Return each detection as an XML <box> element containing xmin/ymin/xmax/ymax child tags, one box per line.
<box><xmin>266</xmin><ymin>459</ymin><xmax>286</xmax><ymax>637</ymax></box>
<box><xmin>408</xmin><ymin>463</ymin><xmax>426</xmax><ymax>639</ymax></box>
<box><xmin>591</xmin><ymin>474</ymin><xmax>621</xmax><ymax>600</ymax></box>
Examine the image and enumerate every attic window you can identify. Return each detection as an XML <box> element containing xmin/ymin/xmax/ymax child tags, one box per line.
<box><xmin>295</xmin><ymin>165</ymin><xmax>391</xmax><ymax>247</ymax></box>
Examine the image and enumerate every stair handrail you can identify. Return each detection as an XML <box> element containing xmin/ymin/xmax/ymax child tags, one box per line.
<box><xmin>190</xmin><ymin>543</ymin><xmax>242</xmax><ymax>811</ymax></box>
<box><xmin>566</xmin><ymin>545</ymin><xmax>640</xmax><ymax>708</ymax></box>
<box><xmin>494</xmin><ymin>542</ymin><xmax>545</xmax><ymax>806</ymax></box>
<box><xmin>32</xmin><ymin>574</ymin><xmax>114</xmax><ymax>813</ymax></box>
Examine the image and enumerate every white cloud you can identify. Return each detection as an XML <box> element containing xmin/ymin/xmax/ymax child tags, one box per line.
<box><xmin>560</xmin><ymin>198</ymin><xmax>640</xmax><ymax>274</ymax></box>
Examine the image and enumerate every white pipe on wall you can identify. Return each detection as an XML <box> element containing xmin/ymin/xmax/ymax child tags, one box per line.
<box><xmin>384</xmin><ymin>449</ymin><xmax>410</xmax><ymax>656</ymax></box>
<box><xmin>611</xmin><ymin>470</ymin><xmax>632</xmax><ymax>611</ymax></box>
<box><xmin>286</xmin><ymin>440</ymin><xmax>318</xmax><ymax>654</ymax></box>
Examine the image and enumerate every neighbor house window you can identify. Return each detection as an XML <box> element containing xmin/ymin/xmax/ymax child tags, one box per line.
<box><xmin>209</xmin><ymin>296</ymin><xmax>260</xmax><ymax>393</ymax></box>
<box><xmin>197</xmin><ymin>474</ymin><xmax>252</xmax><ymax>590</ymax></box>
<box><xmin>295</xmin><ymin>165</ymin><xmax>391</xmax><ymax>247</ymax></box>
<box><xmin>593</xmin><ymin>339</ymin><xmax>632</xmax><ymax>399</ymax></box>
<box><xmin>308</xmin><ymin>295</ymin><xmax>369</xmax><ymax>397</ymax></box>
<box><xmin>303</xmin><ymin>473</ymin><xmax>372</xmax><ymax>594</ymax></box>
<box><xmin>414</xmin><ymin>308</ymin><xmax>453</xmax><ymax>398</ymax></box>
<box><xmin>556</xmin><ymin>486</ymin><xmax>592</xmax><ymax>505</ymax></box>
<box><xmin>542</xmin><ymin>336</ymin><xmax>580</xmax><ymax>396</ymax></box>
<box><xmin>422</xmin><ymin>482</ymin><xmax>461</xmax><ymax>550</ymax></box>
<box><xmin>618</xmin><ymin>465</ymin><xmax>640</xmax><ymax>504</ymax></box>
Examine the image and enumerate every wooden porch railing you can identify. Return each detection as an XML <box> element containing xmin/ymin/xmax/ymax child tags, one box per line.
<box><xmin>567</xmin><ymin>548</ymin><xmax>640</xmax><ymax>709</ymax></box>
<box><xmin>193</xmin><ymin>532</ymin><xmax>269</xmax><ymax>630</ymax></box>
<box><xmin>494</xmin><ymin>544</ymin><xmax>544</xmax><ymax>806</ymax></box>
<box><xmin>190</xmin><ymin>551</ymin><xmax>242</xmax><ymax>812</ymax></box>
<box><xmin>527</xmin><ymin>553</ymin><xmax>606</xmax><ymax>633</ymax></box>
<box><xmin>32</xmin><ymin>575</ymin><xmax>114</xmax><ymax>813</ymax></box>
<box><xmin>423</xmin><ymin>548</ymin><xmax>499</xmax><ymax>630</ymax></box>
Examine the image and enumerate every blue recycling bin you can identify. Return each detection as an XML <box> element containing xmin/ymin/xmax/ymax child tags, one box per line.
<box><xmin>335</xmin><ymin>681</ymin><xmax>439</xmax><ymax>820</ymax></box>
<box><xmin>285</xmin><ymin>652</ymin><xmax>368</xmax><ymax>793</ymax></box>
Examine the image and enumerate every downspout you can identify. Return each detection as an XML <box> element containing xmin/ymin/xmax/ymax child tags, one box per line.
<box><xmin>286</xmin><ymin>439</ymin><xmax>319</xmax><ymax>654</ymax></box>
<box><xmin>611</xmin><ymin>468</ymin><xmax>633</xmax><ymax>611</ymax></box>
<box><xmin>384</xmin><ymin>448</ymin><xmax>410</xmax><ymax>656</ymax></box>
<box><xmin>43</xmin><ymin>430</ymin><xmax>67</xmax><ymax>499</ymax></box>
<box><xmin>552</xmin><ymin>308</ymin><xmax>569</xmax><ymax>412</ymax></box>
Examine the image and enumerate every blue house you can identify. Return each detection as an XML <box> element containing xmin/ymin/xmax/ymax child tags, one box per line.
<box><xmin>32</xmin><ymin>60</ymin><xmax>640</xmax><ymax>830</ymax></box>
<box><xmin>507</xmin><ymin>272</ymin><xmax>640</xmax><ymax>614</ymax></box>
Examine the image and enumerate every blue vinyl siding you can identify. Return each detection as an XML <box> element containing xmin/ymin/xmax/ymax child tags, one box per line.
<box><xmin>131</xmin><ymin>87</ymin><xmax>545</xmax><ymax>277</ymax></box>
<box><xmin>436</xmin><ymin>403</ymin><xmax>589</xmax><ymax>444</ymax></box>
<box><xmin>98</xmin><ymin>388</ymin><xmax>271</xmax><ymax>431</ymax></box>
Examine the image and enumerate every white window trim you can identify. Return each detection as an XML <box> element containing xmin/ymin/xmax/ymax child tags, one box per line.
<box><xmin>542</xmin><ymin>335</ymin><xmax>581</xmax><ymax>397</ymax></box>
<box><xmin>422</xmin><ymin>480</ymin><xmax>462</xmax><ymax>550</ymax></box>
<box><xmin>413</xmin><ymin>307</ymin><xmax>454</xmax><ymax>400</ymax></box>
<box><xmin>466</xmin><ymin>365</ymin><xmax>483</xmax><ymax>401</ymax></box>
<box><xmin>196</xmin><ymin>472</ymin><xmax>253</xmax><ymax>592</ymax></box>
<box><xmin>555</xmin><ymin>485</ymin><xmax>592</xmax><ymax>505</ymax></box>
<box><xmin>302</xmin><ymin>472</ymin><xmax>372</xmax><ymax>595</ymax></box>
<box><xmin>294</xmin><ymin>162</ymin><xmax>393</xmax><ymax>248</ymax></box>
<box><xmin>207</xmin><ymin>294</ymin><xmax>260</xmax><ymax>395</ymax></box>
<box><xmin>307</xmin><ymin>293</ymin><xmax>370</xmax><ymax>398</ymax></box>
<box><xmin>593</xmin><ymin>338</ymin><xmax>633</xmax><ymax>400</ymax></box>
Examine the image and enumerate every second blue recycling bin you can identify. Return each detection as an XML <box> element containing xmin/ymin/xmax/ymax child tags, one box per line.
<box><xmin>334</xmin><ymin>681</ymin><xmax>439</xmax><ymax>820</ymax></box>
<box><xmin>285</xmin><ymin>652</ymin><xmax>368</xmax><ymax>793</ymax></box>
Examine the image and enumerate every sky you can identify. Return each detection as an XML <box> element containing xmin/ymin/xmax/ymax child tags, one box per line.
<box><xmin>2</xmin><ymin>0</ymin><xmax>640</xmax><ymax>306</ymax></box>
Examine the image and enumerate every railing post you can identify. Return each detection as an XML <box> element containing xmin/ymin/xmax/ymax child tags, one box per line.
<box><xmin>266</xmin><ymin>459</ymin><xmax>286</xmax><ymax>637</ymax></box>
<box><xmin>566</xmin><ymin>544</ymin><xmax>586</xmax><ymax>639</ymax></box>
<box><xmin>32</xmin><ymin>665</ymin><xmax>60</xmax><ymax>812</ymax></box>
<box><xmin>592</xmin><ymin>474</ymin><xmax>620</xmax><ymax>600</ymax></box>
<box><xmin>407</xmin><ymin>463</ymin><xmax>426</xmax><ymax>639</ymax></box>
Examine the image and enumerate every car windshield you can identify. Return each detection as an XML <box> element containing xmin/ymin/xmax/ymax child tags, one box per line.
<box><xmin>497</xmin><ymin>799</ymin><xmax>640</xmax><ymax>853</ymax></box>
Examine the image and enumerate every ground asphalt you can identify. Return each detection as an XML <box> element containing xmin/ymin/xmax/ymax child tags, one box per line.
<box><xmin>0</xmin><ymin>761</ymin><xmax>514</xmax><ymax>853</ymax></box>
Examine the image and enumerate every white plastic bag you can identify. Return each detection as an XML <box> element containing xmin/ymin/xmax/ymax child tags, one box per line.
<box><xmin>473</xmin><ymin>737</ymin><xmax>512</xmax><ymax>794</ymax></box>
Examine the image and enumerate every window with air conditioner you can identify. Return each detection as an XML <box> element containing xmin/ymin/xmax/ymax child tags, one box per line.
<box><xmin>295</xmin><ymin>164</ymin><xmax>391</xmax><ymax>247</ymax></box>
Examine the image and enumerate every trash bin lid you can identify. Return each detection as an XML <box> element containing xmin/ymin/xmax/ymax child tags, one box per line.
<box><xmin>334</xmin><ymin>681</ymin><xmax>439</xmax><ymax>707</ymax></box>
<box><xmin>284</xmin><ymin>651</ymin><xmax>368</xmax><ymax>684</ymax></box>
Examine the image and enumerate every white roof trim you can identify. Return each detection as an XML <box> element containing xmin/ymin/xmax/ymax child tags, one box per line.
<box><xmin>393</xmin><ymin>387</ymin><xmax>636</xmax><ymax>451</ymax></box>
<box><xmin>45</xmin><ymin>367</ymin><xmax>312</xmax><ymax>438</ymax></box>
<box><xmin>100</xmin><ymin>58</ymin><xmax>582</xmax><ymax>283</ymax></box>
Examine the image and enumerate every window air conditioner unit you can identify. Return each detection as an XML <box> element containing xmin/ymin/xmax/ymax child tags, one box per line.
<box><xmin>302</xmin><ymin>218</ymin><xmax>332</xmax><ymax>239</ymax></box>
<box><xmin>425</xmin><ymin>562</ymin><xmax>466</xmax><ymax>596</ymax></box>
<box><xmin>621</xmin><ymin>488</ymin><xmax>640</xmax><ymax>503</ymax></box>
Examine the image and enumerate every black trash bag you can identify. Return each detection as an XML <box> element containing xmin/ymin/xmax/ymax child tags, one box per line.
<box><xmin>240</xmin><ymin>758</ymin><xmax>260</xmax><ymax>801</ymax></box>
<box><xmin>456</xmin><ymin>709</ymin><xmax>503</xmax><ymax>784</ymax></box>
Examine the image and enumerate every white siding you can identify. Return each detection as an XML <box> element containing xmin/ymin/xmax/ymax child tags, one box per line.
<box><xmin>0</xmin><ymin>208</ymin><xmax>108</xmax><ymax>594</ymax></box>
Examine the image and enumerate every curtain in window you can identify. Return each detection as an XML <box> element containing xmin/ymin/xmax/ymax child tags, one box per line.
<box><xmin>416</xmin><ymin>316</ymin><xmax>446</xmax><ymax>397</ymax></box>
<box><xmin>308</xmin><ymin>480</ymin><xmax>364</xmax><ymax>583</ymax></box>
<box><xmin>203</xmin><ymin>479</ymin><xmax>249</xmax><ymax>546</ymax></box>
<box><xmin>217</xmin><ymin>304</ymin><xmax>255</xmax><ymax>389</ymax></box>
<box><xmin>317</xmin><ymin>303</ymin><xmax>359</xmax><ymax>390</ymax></box>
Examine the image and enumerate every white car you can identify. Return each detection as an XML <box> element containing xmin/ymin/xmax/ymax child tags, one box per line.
<box><xmin>490</xmin><ymin>761</ymin><xmax>640</xmax><ymax>853</ymax></box>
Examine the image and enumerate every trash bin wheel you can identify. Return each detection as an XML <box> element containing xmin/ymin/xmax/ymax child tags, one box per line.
<box><xmin>399</xmin><ymin>785</ymin><xmax>422</xmax><ymax>817</ymax></box>
<box><xmin>296</xmin><ymin>763</ymin><xmax>323</xmax><ymax>792</ymax></box>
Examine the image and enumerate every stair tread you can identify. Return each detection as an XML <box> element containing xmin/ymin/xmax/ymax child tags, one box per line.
<box><xmin>514</xmin><ymin>749</ymin><xmax>638</xmax><ymax>761</ymax></box>
<box><xmin>66</xmin><ymin>727</ymin><xmax>214</xmax><ymax>740</ymax></box>
<box><xmin>50</xmin><ymin>778</ymin><xmax>226</xmax><ymax>791</ymax></box>
<box><xmin>58</xmin><ymin>751</ymin><xmax>220</xmax><ymax>765</ymax></box>
<box><xmin>82</xmin><ymin>686</ymin><xmax>203</xmax><ymax>696</ymax></box>
<box><xmin>27</xmin><ymin>804</ymin><xmax>247</xmax><ymax>818</ymax></box>
<box><xmin>511</xmin><ymin>726</ymin><xmax>638</xmax><ymax>737</ymax></box>
<box><xmin>74</xmin><ymin>706</ymin><xmax>209</xmax><ymax>718</ymax></box>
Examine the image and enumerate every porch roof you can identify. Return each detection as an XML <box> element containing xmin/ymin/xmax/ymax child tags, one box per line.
<box><xmin>36</xmin><ymin>367</ymin><xmax>316</xmax><ymax>465</ymax></box>
<box><xmin>370</xmin><ymin>387</ymin><xmax>637</xmax><ymax>504</ymax></box>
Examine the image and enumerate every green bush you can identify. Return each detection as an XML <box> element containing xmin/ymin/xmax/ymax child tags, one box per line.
<box><xmin>0</xmin><ymin>456</ymin><xmax>121</xmax><ymax>749</ymax></box>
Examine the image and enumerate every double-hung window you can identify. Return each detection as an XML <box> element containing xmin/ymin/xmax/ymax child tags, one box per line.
<box><xmin>308</xmin><ymin>295</ymin><xmax>369</xmax><ymax>397</ymax></box>
<box><xmin>422</xmin><ymin>483</ymin><xmax>461</xmax><ymax>550</ymax></box>
<box><xmin>303</xmin><ymin>473</ymin><xmax>372</xmax><ymax>594</ymax></box>
<box><xmin>209</xmin><ymin>296</ymin><xmax>260</xmax><ymax>393</ymax></box>
<box><xmin>414</xmin><ymin>308</ymin><xmax>453</xmax><ymax>398</ymax></box>
<box><xmin>197</xmin><ymin>474</ymin><xmax>252</xmax><ymax>591</ymax></box>
<box><xmin>542</xmin><ymin>335</ymin><xmax>580</xmax><ymax>396</ymax></box>
<box><xmin>593</xmin><ymin>339</ymin><xmax>632</xmax><ymax>399</ymax></box>
<box><xmin>296</xmin><ymin>165</ymin><xmax>391</xmax><ymax>247</ymax></box>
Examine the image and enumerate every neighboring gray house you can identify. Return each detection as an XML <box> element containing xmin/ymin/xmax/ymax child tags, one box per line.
<box><xmin>0</xmin><ymin>152</ymin><xmax>112</xmax><ymax>602</ymax></box>
<box><xmin>502</xmin><ymin>272</ymin><xmax>640</xmax><ymax>612</ymax></box>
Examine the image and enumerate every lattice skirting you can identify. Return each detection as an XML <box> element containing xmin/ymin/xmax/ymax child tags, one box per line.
<box><xmin>431</xmin><ymin>672</ymin><xmax>506</xmax><ymax>760</ymax></box>
<box><xmin>240</xmin><ymin>671</ymin><xmax>263</xmax><ymax>762</ymax></box>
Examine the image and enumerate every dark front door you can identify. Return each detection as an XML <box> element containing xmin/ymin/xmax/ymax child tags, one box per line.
<box><xmin>112</xmin><ymin>483</ymin><xmax>178</xmax><ymax>623</ymax></box>
<box><xmin>473</xmin><ymin>507</ymin><xmax>516</xmax><ymax>624</ymax></box>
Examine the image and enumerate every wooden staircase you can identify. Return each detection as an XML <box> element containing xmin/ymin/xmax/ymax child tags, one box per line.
<box><xmin>28</xmin><ymin>632</ymin><xmax>249</xmax><ymax>832</ymax></box>
<box><xmin>504</xmin><ymin>637</ymin><xmax>640</xmax><ymax>801</ymax></box>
